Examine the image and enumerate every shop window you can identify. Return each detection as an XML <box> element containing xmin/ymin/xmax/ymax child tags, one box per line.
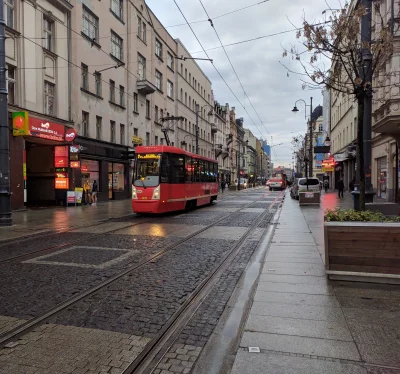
<box><xmin>81</xmin><ymin>159</ymin><xmax>99</xmax><ymax>189</ymax></box>
<box><xmin>109</xmin><ymin>163</ymin><xmax>125</xmax><ymax>191</ymax></box>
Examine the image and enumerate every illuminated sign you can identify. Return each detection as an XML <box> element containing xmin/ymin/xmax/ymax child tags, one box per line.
<box><xmin>81</xmin><ymin>165</ymin><xmax>88</xmax><ymax>172</ymax></box>
<box><xmin>322</xmin><ymin>167</ymin><xmax>334</xmax><ymax>172</ymax></box>
<box><xmin>70</xmin><ymin>145</ymin><xmax>79</xmax><ymax>153</ymax></box>
<box><xmin>55</xmin><ymin>178</ymin><xmax>69</xmax><ymax>189</ymax></box>
<box><xmin>55</xmin><ymin>168</ymin><xmax>68</xmax><ymax>172</ymax></box>
<box><xmin>12</xmin><ymin>111</ymin><xmax>29</xmax><ymax>136</ymax></box>
<box><xmin>55</xmin><ymin>156</ymin><xmax>68</xmax><ymax>167</ymax></box>
<box><xmin>137</xmin><ymin>154</ymin><xmax>160</xmax><ymax>159</ymax></box>
<box><xmin>55</xmin><ymin>146</ymin><xmax>68</xmax><ymax>157</ymax></box>
<box><xmin>70</xmin><ymin>161</ymin><xmax>80</xmax><ymax>168</ymax></box>
<box><xmin>65</xmin><ymin>128</ymin><xmax>77</xmax><ymax>142</ymax></box>
<box><xmin>29</xmin><ymin>117</ymin><xmax>65</xmax><ymax>142</ymax></box>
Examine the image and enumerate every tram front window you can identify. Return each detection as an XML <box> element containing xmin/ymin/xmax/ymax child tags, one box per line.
<box><xmin>134</xmin><ymin>154</ymin><xmax>161</xmax><ymax>187</ymax></box>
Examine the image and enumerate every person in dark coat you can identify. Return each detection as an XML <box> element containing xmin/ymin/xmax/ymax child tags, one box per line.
<box><xmin>221</xmin><ymin>180</ymin><xmax>226</xmax><ymax>193</ymax></box>
<box><xmin>337</xmin><ymin>178</ymin><xmax>344</xmax><ymax>198</ymax></box>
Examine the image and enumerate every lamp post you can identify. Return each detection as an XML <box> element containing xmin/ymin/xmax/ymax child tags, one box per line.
<box><xmin>195</xmin><ymin>103</ymin><xmax>214</xmax><ymax>155</ymax></box>
<box><xmin>291</xmin><ymin>98</ymin><xmax>313</xmax><ymax>177</ymax></box>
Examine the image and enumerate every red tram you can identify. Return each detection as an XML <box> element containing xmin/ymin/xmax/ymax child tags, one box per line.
<box><xmin>132</xmin><ymin>146</ymin><xmax>219</xmax><ymax>214</ymax></box>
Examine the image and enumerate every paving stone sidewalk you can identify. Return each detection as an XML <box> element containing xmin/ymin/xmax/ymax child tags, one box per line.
<box><xmin>230</xmin><ymin>192</ymin><xmax>400</xmax><ymax>374</ymax></box>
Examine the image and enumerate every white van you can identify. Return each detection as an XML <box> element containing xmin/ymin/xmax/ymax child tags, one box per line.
<box><xmin>234</xmin><ymin>178</ymin><xmax>248</xmax><ymax>189</ymax></box>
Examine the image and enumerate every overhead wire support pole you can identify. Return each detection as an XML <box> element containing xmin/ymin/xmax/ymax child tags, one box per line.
<box><xmin>0</xmin><ymin>0</ymin><xmax>11</xmax><ymax>226</ymax></box>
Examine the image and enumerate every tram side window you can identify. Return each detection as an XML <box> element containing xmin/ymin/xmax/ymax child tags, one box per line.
<box><xmin>170</xmin><ymin>154</ymin><xmax>185</xmax><ymax>184</ymax></box>
<box><xmin>211</xmin><ymin>163</ymin><xmax>217</xmax><ymax>182</ymax></box>
<box><xmin>205</xmin><ymin>161</ymin><xmax>211</xmax><ymax>182</ymax></box>
<box><xmin>186</xmin><ymin>157</ymin><xmax>193</xmax><ymax>183</ymax></box>
<box><xmin>193</xmin><ymin>159</ymin><xmax>200</xmax><ymax>182</ymax></box>
<box><xmin>160</xmin><ymin>154</ymin><xmax>170</xmax><ymax>183</ymax></box>
<box><xmin>200</xmin><ymin>160</ymin><xmax>206</xmax><ymax>182</ymax></box>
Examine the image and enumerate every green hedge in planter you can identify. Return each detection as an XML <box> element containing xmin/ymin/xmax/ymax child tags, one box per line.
<box><xmin>325</xmin><ymin>208</ymin><xmax>400</xmax><ymax>222</ymax></box>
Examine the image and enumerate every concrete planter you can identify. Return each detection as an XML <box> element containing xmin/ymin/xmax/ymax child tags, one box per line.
<box><xmin>299</xmin><ymin>191</ymin><xmax>320</xmax><ymax>205</ymax></box>
<box><xmin>324</xmin><ymin>222</ymin><xmax>400</xmax><ymax>284</ymax></box>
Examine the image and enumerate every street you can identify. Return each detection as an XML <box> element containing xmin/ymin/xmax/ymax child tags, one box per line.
<box><xmin>0</xmin><ymin>188</ymin><xmax>283</xmax><ymax>374</ymax></box>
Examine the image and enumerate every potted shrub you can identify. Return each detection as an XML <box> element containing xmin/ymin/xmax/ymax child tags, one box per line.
<box><xmin>324</xmin><ymin>209</ymin><xmax>400</xmax><ymax>283</ymax></box>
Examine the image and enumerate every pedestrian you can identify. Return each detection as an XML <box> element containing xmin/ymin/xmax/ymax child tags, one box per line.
<box><xmin>92</xmin><ymin>180</ymin><xmax>98</xmax><ymax>205</ymax></box>
<box><xmin>337</xmin><ymin>177</ymin><xmax>344</xmax><ymax>198</ymax></box>
<box><xmin>349</xmin><ymin>177</ymin><xmax>356</xmax><ymax>192</ymax></box>
<box><xmin>221</xmin><ymin>180</ymin><xmax>225</xmax><ymax>193</ymax></box>
<box><xmin>324</xmin><ymin>180</ymin><xmax>329</xmax><ymax>193</ymax></box>
<box><xmin>83</xmin><ymin>180</ymin><xmax>92</xmax><ymax>205</ymax></box>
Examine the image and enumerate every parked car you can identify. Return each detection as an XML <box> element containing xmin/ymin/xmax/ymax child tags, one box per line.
<box><xmin>291</xmin><ymin>177</ymin><xmax>321</xmax><ymax>200</ymax></box>
<box><xmin>234</xmin><ymin>178</ymin><xmax>248</xmax><ymax>189</ymax></box>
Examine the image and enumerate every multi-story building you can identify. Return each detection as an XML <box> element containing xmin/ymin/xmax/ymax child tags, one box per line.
<box><xmin>8</xmin><ymin>0</ymin><xmax>75</xmax><ymax>210</ymax></box>
<box><xmin>7</xmin><ymin>0</ymin><xmax>218</xmax><ymax>209</ymax></box>
<box><xmin>244</xmin><ymin>128</ymin><xmax>257</xmax><ymax>183</ymax></box>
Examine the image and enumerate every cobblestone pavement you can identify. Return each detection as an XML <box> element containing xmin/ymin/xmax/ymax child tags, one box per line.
<box><xmin>0</xmin><ymin>188</ymin><xmax>281</xmax><ymax>374</ymax></box>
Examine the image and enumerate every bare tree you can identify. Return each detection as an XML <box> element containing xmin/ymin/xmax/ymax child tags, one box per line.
<box><xmin>282</xmin><ymin>0</ymin><xmax>396</xmax><ymax>210</ymax></box>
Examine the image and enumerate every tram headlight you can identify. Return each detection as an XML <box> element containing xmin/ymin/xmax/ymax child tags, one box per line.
<box><xmin>132</xmin><ymin>186</ymin><xmax>137</xmax><ymax>199</ymax></box>
<box><xmin>152</xmin><ymin>185</ymin><xmax>160</xmax><ymax>200</ymax></box>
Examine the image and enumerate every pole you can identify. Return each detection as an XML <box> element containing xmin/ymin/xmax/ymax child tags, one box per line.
<box><xmin>309</xmin><ymin>97</ymin><xmax>313</xmax><ymax>177</ymax></box>
<box><xmin>0</xmin><ymin>0</ymin><xmax>11</xmax><ymax>226</ymax></box>
<box><xmin>362</xmin><ymin>0</ymin><xmax>374</xmax><ymax>202</ymax></box>
<box><xmin>195</xmin><ymin>105</ymin><xmax>199</xmax><ymax>154</ymax></box>
<box><xmin>237</xmin><ymin>140</ymin><xmax>240</xmax><ymax>191</ymax></box>
<box><xmin>396</xmin><ymin>143</ymin><xmax>399</xmax><ymax>203</ymax></box>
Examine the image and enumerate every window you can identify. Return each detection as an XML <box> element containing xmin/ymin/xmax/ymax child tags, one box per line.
<box><xmin>155</xmin><ymin>70</ymin><xmax>162</xmax><ymax>91</ymax></box>
<box><xmin>185</xmin><ymin>68</ymin><xmax>187</xmax><ymax>79</ymax></box>
<box><xmin>94</xmin><ymin>72</ymin><xmax>102</xmax><ymax>96</ymax></box>
<box><xmin>189</xmin><ymin>96</ymin><xmax>191</xmax><ymax>109</ymax></box>
<box><xmin>110</xmin><ymin>121</ymin><xmax>116</xmax><ymax>142</ymax></box>
<box><xmin>110</xmin><ymin>80</ymin><xmax>115</xmax><ymax>102</ymax></box>
<box><xmin>138</xmin><ymin>53</ymin><xmax>146</xmax><ymax>80</ymax></box>
<box><xmin>167</xmin><ymin>52</ymin><xmax>174</xmax><ymax>70</ymax></box>
<box><xmin>319</xmin><ymin>123</ymin><xmax>323</xmax><ymax>132</ymax></box>
<box><xmin>155</xmin><ymin>39</ymin><xmax>162</xmax><ymax>58</ymax></box>
<box><xmin>137</xmin><ymin>16</ymin><xmax>142</xmax><ymax>37</ymax></box>
<box><xmin>133</xmin><ymin>127</ymin><xmax>138</xmax><ymax>136</ymax></box>
<box><xmin>119</xmin><ymin>85</ymin><xmax>124</xmax><ymax>107</ymax></box>
<box><xmin>146</xmin><ymin>132</ymin><xmax>150</xmax><ymax>145</ymax></box>
<box><xmin>81</xmin><ymin>64</ymin><xmax>88</xmax><ymax>90</ymax></box>
<box><xmin>180</xmin><ymin>88</ymin><xmax>183</xmax><ymax>101</ymax></box>
<box><xmin>185</xmin><ymin>92</ymin><xmax>187</xmax><ymax>105</ymax></box>
<box><xmin>44</xmin><ymin>81</ymin><xmax>55</xmax><ymax>116</ymax></box>
<box><xmin>155</xmin><ymin>135</ymin><xmax>158</xmax><ymax>145</ymax></box>
<box><xmin>167</xmin><ymin>80</ymin><xmax>173</xmax><ymax>98</ymax></box>
<box><xmin>81</xmin><ymin>160</ymin><xmax>99</xmax><ymax>188</ymax></box>
<box><xmin>189</xmin><ymin>73</ymin><xmax>191</xmax><ymax>84</ymax></box>
<box><xmin>82</xmin><ymin>6</ymin><xmax>99</xmax><ymax>41</ymax></box>
<box><xmin>82</xmin><ymin>111</ymin><xmax>89</xmax><ymax>137</ymax></box>
<box><xmin>111</xmin><ymin>31</ymin><xmax>123</xmax><ymax>61</ymax></box>
<box><xmin>6</xmin><ymin>65</ymin><xmax>15</xmax><ymax>105</ymax></box>
<box><xmin>111</xmin><ymin>0</ymin><xmax>123</xmax><ymax>19</ymax></box>
<box><xmin>120</xmin><ymin>124</ymin><xmax>125</xmax><ymax>145</ymax></box>
<box><xmin>133</xmin><ymin>93</ymin><xmax>138</xmax><ymax>112</ymax></box>
<box><xmin>180</xmin><ymin>63</ymin><xmax>183</xmax><ymax>74</ymax></box>
<box><xmin>146</xmin><ymin>99</ymin><xmax>150</xmax><ymax>118</ymax></box>
<box><xmin>171</xmin><ymin>155</ymin><xmax>185</xmax><ymax>184</ymax></box>
<box><xmin>155</xmin><ymin>105</ymin><xmax>158</xmax><ymax>122</ymax></box>
<box><xmin>96</xmin><ymin>116</ymin><xmax>102</xmax><ymax>140</ymax></box>
<box><xmin>184</xmin><ymin>118</ymin><xmax>187</xmax><ymax>131</ymax></box>
<box><xmin>160</xmin><ymin>109</ymin><xmax>164</xmax><ymax>119</ymax></box>
<box><xmin>43</xmin><ymin>18</ymin><xmax>54</xmax><ymax>52</ymax></box>
<box><xmin>5</xmin><ymin>0</ymin><xmax>14</xmax><ymax>28</ymax></box>
<box><xmin>160</xmin><ymin>138</ymin><xmax>164</xmax><ymax>145</ymax></box>
<box><xmin>142</xmin><ymin>22</ymin><xmax>146</xmax><ymax>43</ymax></box>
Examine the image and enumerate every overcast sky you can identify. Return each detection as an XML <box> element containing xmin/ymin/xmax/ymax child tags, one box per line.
<box><xmin>146</xmin><ymin>0</ymin><xmax>341</xmax><ymax>167</ymax></box>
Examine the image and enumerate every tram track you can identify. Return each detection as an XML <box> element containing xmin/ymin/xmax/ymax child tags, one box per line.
<box><xmin>0</xmin><ymin>190</ymin><xmax>281</xmax><ymax>349</ymax></box>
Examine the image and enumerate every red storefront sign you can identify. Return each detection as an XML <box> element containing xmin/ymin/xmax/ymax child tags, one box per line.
<box><xmin>55</xmin><ymin>146</ymin><xmax>68</xmax><ymax>157</ymax></box>
<box><xmin>29</xmin><ymin>118</ymin><xmax>65</xmax><ymax>142</ymax></box>
<box><xmin>55</xmin><ymin>156</ymin><xmax>68</xmax><ymax>167</ymax></box>
<box><xmin>70</xmin><ymin>161</ymin><xmax>80</xmax><ymax>168</ymax></box>
<box><xmin>65</xmin><ymin>128</ymin><xmax>77</xmax><ymax>142</ymax></box>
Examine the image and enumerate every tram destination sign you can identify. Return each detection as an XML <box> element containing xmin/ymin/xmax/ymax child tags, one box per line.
<box><xmin>137</xmin><ymin>154</ymin><xmax>160</xmax><ymax>159</ymax></box>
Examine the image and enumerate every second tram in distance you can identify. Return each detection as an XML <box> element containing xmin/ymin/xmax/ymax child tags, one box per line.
<box><xmin>132</xmin><ymin>145</ymin><xmax>219</xmax><ymax>214</ymax></box>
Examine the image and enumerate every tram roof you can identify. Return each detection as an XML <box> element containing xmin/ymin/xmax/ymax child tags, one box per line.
<box><xmin>135</xmin><ymin>145</ymin><xmax>218</xmax><ymax>163</ymax></box>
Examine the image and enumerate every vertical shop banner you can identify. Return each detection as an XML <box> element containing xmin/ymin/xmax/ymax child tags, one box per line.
<box><xmin>54</xmin><ymin>146</ymin><xmax>69</xmax><ymax>168</ymax></box>
<box><xmin>13</xmin><ymin>112</ymin><xmax>29</xmax><ymax>136</ymax></box>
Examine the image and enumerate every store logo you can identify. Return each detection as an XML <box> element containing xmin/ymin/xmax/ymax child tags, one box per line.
<box><xmin>41</xmin><ymin>122</ymin><xmax>50</xmax><ymax>129</ymax></box>
<box><xmin>65</xmin><ymin>128</ymin><xmax>77</xmax><ymax>142</ymax></box>
<box><xmin>70</xmin><ymin>145</ymin><xmax>79</xmax><ymax>153</ymax></box>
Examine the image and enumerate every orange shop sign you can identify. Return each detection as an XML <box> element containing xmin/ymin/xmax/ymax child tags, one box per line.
<box><xmin>70</xmin><ymin>161</ymin><xmax>80</xmax><ymax>168</ymax></box>
<box><xmin>55</xmin><ymin>178</ymin><xmax>69</xmax><ymax>189</ymax></box>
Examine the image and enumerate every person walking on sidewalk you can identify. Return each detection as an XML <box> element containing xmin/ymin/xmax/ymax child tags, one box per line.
<box><xmin>337</xmin><ymin>177</ymin><xmax>344</xmax><ymax>198</ymax></box>
<box><xmin>91</xmin><ymin>180</ymin><xmax>98</xmax><ymax>205</ymax></box>
<box><xmin>221</xmin><ymin>180</ymin><xmax>226</xmax><ymax>193</ymax></box>
<box><xmin>324</xmin><ymin>179</ymin><xmax>329</xmax><ymax>193</ymax></box>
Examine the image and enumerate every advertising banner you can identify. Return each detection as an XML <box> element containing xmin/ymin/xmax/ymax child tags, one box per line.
<box><xmin>74</xmin><ymin>188</ymin><xmax>83</xmax><ymax>204</ymax></box>
<box><xmin>12</xmin><ymin>111</ymin><xmax>29</xmax><ymax>136</ymax></box>
<box><xmin>29</xmin><ymin>117</ymin><xmax>65</xmax><ymax>142</ymax></box>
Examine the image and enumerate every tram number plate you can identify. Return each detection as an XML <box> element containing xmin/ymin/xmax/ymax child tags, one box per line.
<box><xmin>141</xmin><ymin>197</ymin><xmax>148</xmax><ymax>200</ymax></box>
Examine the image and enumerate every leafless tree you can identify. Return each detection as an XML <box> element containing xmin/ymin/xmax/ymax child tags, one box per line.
<box><xmin>282</xmin><ymin>0</ymin><xmax>396</xmax><ymax>210</ymax></box>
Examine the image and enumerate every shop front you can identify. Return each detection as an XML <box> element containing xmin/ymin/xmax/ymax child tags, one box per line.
<box><xmin>73</xmin><ymin>137</ymin><xmax>131</xmax><ymax>201</ymax></box>
<box><xmin>10</xmin><ymin>111</ymin><xmax>77</xmax><ymax>209</ymax></box>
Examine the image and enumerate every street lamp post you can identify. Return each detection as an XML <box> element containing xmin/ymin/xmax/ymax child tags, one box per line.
<box><xmin>195</xmin><ymin>103</ymin><xmax>214</xmax><ymax>155</ymax></box>
<box><xmin>292</xmin><ymin>98</ymin><xmax>313</xmax><ymax>177</ymax></box>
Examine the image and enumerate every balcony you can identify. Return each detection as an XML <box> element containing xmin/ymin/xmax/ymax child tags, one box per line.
<box><xmin>211</xmin><ymin>124</ymin><xmax>218</xmax><ymax>134</ymax></box>
<box><xmin>137</xmin><ymin>79</ymin><xmax>157</xmax><ymax>95</ymax></box>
